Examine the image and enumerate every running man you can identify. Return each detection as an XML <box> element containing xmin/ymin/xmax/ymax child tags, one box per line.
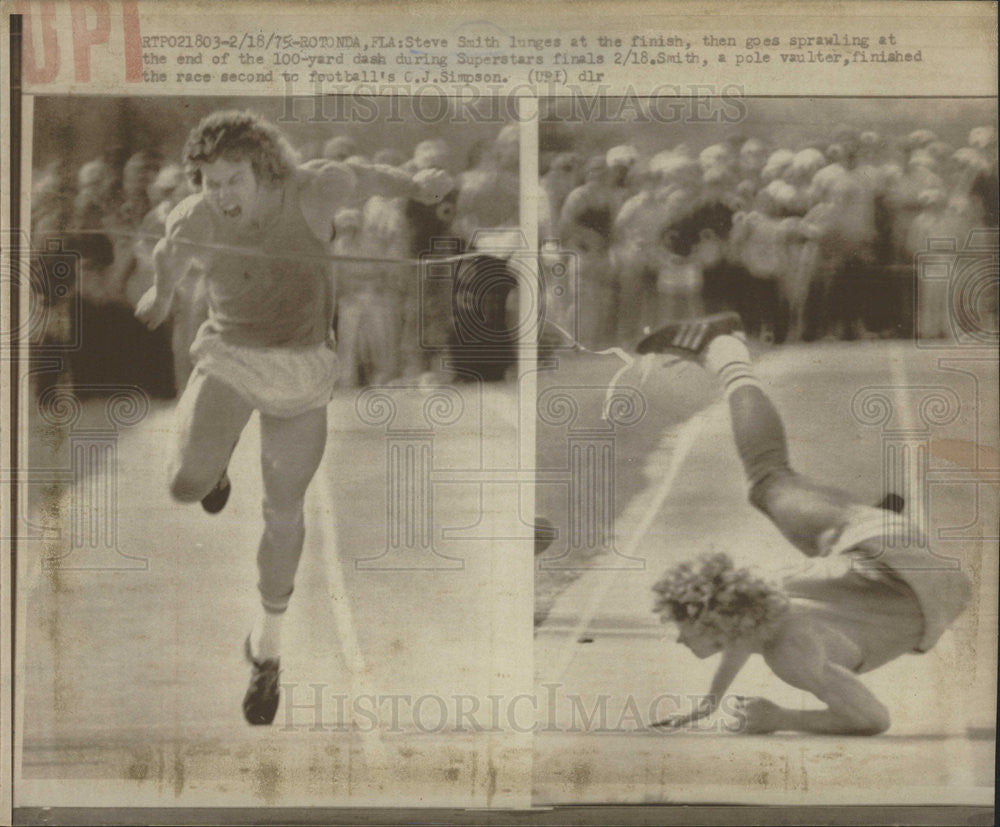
<box><xmin>638</xmin><ymin>312</ymin><xmax>972</xmax><ymax>735</ymax></box>
<box><xmin>136</xmin><ymin>111</ymin><xmax>452</xmax><ymax>725</ymax></box>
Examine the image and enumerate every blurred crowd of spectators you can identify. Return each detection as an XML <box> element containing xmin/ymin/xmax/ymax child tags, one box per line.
<box><xmin>28</xmin><ymin>119</ymin><xmax>998</xmax><ymax>404</ymax></box>
<box><xmin>539</xmin><ymin>125</ymin><xmax>998</xmax><ymax>349</ymax></box>
<box><xmin>29</xmin><ymin>124</ymin><xmax>520</xmax><ymax>400</ymax></box>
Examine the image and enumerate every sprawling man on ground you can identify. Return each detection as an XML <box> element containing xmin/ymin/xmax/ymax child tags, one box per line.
<box><xmin>639</xmin><ymin>313</ymin><xmax>971</xmax><ymax>735</ymax></box>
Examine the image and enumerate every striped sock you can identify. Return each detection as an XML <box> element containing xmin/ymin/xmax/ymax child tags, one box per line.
<box><xmin>703</xmin><ymin>334</ymin><xmax>761</xmax><ymax>397</ymax></box>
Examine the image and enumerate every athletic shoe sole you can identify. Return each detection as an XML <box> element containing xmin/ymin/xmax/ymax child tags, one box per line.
<box><xmin>635</xmin><ymin>311</ymin><xmax>744</xmax><ymax>357</ymax></box>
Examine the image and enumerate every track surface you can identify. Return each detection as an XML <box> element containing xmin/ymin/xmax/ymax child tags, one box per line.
<box><xmin>17</xmin><ymin>382</ymin><xmax>533</xmax><ymax>808</ymax></box>
<box><xmin>14</xmin><ymin>340</ymin><xmax>998</xmax><ymax>808</ymax></box>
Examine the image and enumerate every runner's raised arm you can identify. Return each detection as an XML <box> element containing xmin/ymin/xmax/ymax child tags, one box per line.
<box><xmin>135</xmin><ymin>195</ymin><xmax>207</xmax><ymax>330</ymax></box>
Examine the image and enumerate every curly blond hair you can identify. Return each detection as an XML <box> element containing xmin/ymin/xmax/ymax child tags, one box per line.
<box><xmin>651</xmin><ymin>552</ymin><xmax>789</xmax><ymax>640</ymax></box>
<box><xmin>183</xmin><ymin>110</ymin><xmax>299</xmax><ymax>188</ymax></box>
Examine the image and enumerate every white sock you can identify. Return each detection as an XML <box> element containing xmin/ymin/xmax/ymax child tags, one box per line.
<box><xmin>250</xmin><ymin>609</ymin><xmax>283</xmax><ymax>662</ymax></box>
<box><xmin>703</xmin><ymin>335</ymin><xmax>761</xmax><ymax>397</ymax></box>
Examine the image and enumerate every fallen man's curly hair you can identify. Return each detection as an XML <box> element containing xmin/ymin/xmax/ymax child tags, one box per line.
<box><xmin>652</xmin><ymin>552</ymin><xmax>790</xmax><ymax>640</ymax></box>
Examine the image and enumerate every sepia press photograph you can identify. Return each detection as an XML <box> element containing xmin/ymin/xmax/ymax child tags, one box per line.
<box><xmin>531</xmin><ymin>96</ymin><xmax>998</xmax><ymax>804</ymax></box>
<box><xmin>5</xmin><ymin>0</ymin><xmax>999</xmax><ymax>818</ymax></box>
<box><xmin>17</xmin><ymin>94</ymin><xmax>533</xmax><ymax>806</ymax></box>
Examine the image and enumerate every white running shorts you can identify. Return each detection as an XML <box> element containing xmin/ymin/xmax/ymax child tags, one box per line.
<box><xmin>191</xmin><ymin>328</ymin><xmax>337</xmax><ymax>418</ymax></box>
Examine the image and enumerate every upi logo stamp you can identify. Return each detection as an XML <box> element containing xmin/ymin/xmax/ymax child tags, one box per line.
<box><xmin>914</xmin><ymin>229</ymin><xmax>999</xmax><ymax>348</ymax></box>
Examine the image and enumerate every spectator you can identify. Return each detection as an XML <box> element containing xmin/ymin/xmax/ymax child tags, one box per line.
<box><xmin>332</xmin><ymin>206</ymin><xmax>399</xmax><ymax>386</ymax></box>
<box><xmin>558</xmin><ymin>156</ymin><xmax>620</xmax><ymax>348</ymax></box>
<box><xmin>323</xmin><ymin>135</ymin><xmax>358</xmax><ymax>162</ymax></box>
<box><xmin>907</xmin><ymin>188</ymin><xmax>951</xmax><ymax>339</ymax></box>
<box><xmin>539</xmin><ymin>151</ymin><xmax>582</xmax><ymax>237</ymax></box>
<box><xmin>451</xmin><ymin>125</ymin><xmax>520</xmax><ymax>380</ymax></box>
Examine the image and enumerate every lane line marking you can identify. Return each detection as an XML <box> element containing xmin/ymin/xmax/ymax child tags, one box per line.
<box><xmin>542</xmin><ymin>409</ymin><xmax>710</xmax><ymax>687</ymax></box>
<box><xmin>312</xmin><ymin>459</ymin><xmax>388</xmax><ymax>766</ymax></box>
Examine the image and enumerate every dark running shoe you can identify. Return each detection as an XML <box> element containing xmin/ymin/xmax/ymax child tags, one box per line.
<box><xmin>635</xmin><ymin>311</ymin><xmax>744</xmax><ymax>357</ymax></box>
<box><xmin>876</xmin><ymin>493</ymin><xmax>906</xmax><ymax>514</ymax></box>
<box><xmin>201</xmin><ymin>472</ymin><xmax>231</xmax><ymax>514</ymax></box>
<box><xmin>242</xmin><ymin>636</ymin><xmax>280</xmax><ymax>726</ymax></box>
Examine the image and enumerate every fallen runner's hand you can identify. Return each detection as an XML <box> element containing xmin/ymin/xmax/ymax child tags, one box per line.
<box><xmin>650</xmin><ymin>696</ymin><xmax>715</xmax><ymax>730</ymax></box>
<box><xmin>733</xmin><ymin>696</ymin><xmax>782</xmax><ymax>734</ymax></box>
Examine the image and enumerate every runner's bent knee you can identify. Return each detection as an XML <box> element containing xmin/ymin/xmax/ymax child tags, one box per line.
<box><xmin>169</xmin><ymin>371</ymin><xmax>252</xmax><ymax>502</ymax></box>
<box><xmin>749</xmin><ymin>471</ymin><xmax>854</xmax><ymax>557</ymax></box>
